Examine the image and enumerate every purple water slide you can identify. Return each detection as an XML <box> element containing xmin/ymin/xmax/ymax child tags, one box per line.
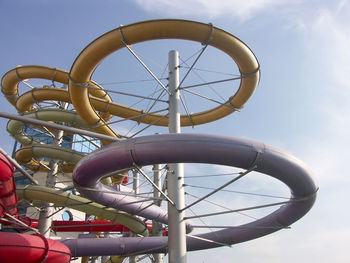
<box><xmin>64</xmin><ymin>133</ymin><xmax>317</xmax><ymax>257</ymax></box>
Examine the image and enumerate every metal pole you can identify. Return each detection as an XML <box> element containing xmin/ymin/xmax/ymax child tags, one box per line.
<box><xmin>37</xmin><ymin>128</ymin><xmax>64</xmax><ymax>237</ymax></box>
<box><xmin>129</xmin><ymin>170</ymin><xmax>140</xmax><ymax>263</ymax></box>
<box><xmin>152</xmin><ymin>164</ymin><xmax>164</xmax><ymax>263</ymax></box>
<box><xmin>38</xmin><ymin>100</ymin><xmax>68</xmax><ymax>238</ymax></box>
<box><xmin>167</xmin><ymin>50</ymin><xmax>187</xmax><ymax>263</ymax></box>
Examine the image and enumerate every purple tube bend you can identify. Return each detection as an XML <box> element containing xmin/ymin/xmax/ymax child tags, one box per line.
<box><xmin>64</xmin><ymin>133</ymin><xmax>317</xmax><ymax>257</ymax></box>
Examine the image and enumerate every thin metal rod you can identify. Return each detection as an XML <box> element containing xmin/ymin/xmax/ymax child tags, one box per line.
<box><xmin>133</xmin><ymin>164</ymin><xmax>174</xmax><ymax>205</ymax></box>
<box><xmin>21</xmin><ymin>80</ymin><xmax>36</xmax><ymax>89</ymax></box>
<box><xmin>179</xmin><ymin>75</ymin><xmax>243</xmax><ymax>90</ymax></box>
<box><xmin>184</xmin><ymin>200</ymin><xmax>293</xmax><ymax>220</ymax></box>
<box><xmin>78</xmin><ymin>134</ymin><xmax>100</xmax><ymax>149</ymax></box>
<box><xmin>142</xmin><ymin>88</ymin><xmax>167</xmax><ymax>115</ymax></box>
<box><xmin>97</xmin><ymin>88</ymin><xmax>168</xmax><ymax>102</ymax></box>
<box><xmin>39</xmin><ymin>126</ymin><xmax>56</xmax><ymax>139</ymax></box>
<box><xmin>4</xmin><ymin>212</ymin><xmax>40</xmax><ymax>233</ymax></box>
<box><xmin>181</xmin><ymin>88</ymin><xmax>238</xmax><ymax>109</ymax></box>
<box><xmin>185</xmin><ymin>184</ymin><xmax>290</xmax><ymax>200</ymax></box>
<box><xmin>184</xmin><ymin>172</ymin><xmax>239</xmax><ymax>178</ymax></box>
<box><xmin>181</xmin><ymin>165</ymin><xmax>256</xmax><ymax>212</ymax></box>
<box><xmin>0</xmin><ymin>112</ymin><xmax>120</xmax><ymax>142</ymax></box>
<box><xmin>129</xmin><ymin>114</ymin><xmax>168</xmax><ymax>138</ymax></box>
<box><xmin>191</xmin><ymin>225</ymin><xmax>290</xmax><ymax>229</ymax></box>
<box><xmin>179</xmin><ymin>59</ymin><xmax>226</xmax><ymax>102</ymax></box>
<box><xmin>180</xmin><ymin>66</ymin><xmax>239</xmax><ymax>77</ymax></box>
<box><xmin>179</xmin><ymin>93</ymin><xmax>194</xmax><ymax>126</ymax></box>
<box><xmin>178</xmin><ymin>47</ymin><xmax>208</xmax><ymax>89</ymax></box>
<box><xmin>185</xmin><ymin>192</ymin><xmax>257</xmax><ymax>220</ymax></box>
<box><xmin>118</xmin><ymin>197</ymin><xmax>165</xmax><ymax>206</ymax></box>
<box><xmin>119</xmin><ymin>33</ymin><xmax>170</xmax><ymax>95</ymax></box>
<box><xmin>73</xmin><ymin>81</ymin><xmax>169</xmax><ymax>103</ymax></box>
<box><xmin>78</xmin><ymin>185</ymin><xmax>164</xmax><ymax>201</ymax></box>
<box><xmin>44</xmin><ymin>206</ymin><xmax>66</xmax><ymax>219</ymax></box>
<box><xmin>0</xmin><ymin>147</ymin><xmax>39</xmax><ymax>185</ymax></box>
<box><xmin>100</xmin><ymin>77</ymin><xmax>167</xmax><ymax>85</ymax></box>
<box><xmin>50</xmin><ymin>223</ymin><xmax>132</xmax><ymax>229</ymax></box>
<box><xmin>38</xmin><ymin>161</ymin><xmax>52</xmax><ymax>171</ymax></box>
<box><xmin>95</xmin><ymin>108</ymin><xmax>168</xmax><ymax>127</ymax></box>
<box><xmin>186</xmin><ymin>234</ymin><xmax>230</xmax><ymax>247</ymax></box>
<box><xmin>187</xmin><ymin>206</ymin><xmax>224</xmax><ymax>242</ymax></box>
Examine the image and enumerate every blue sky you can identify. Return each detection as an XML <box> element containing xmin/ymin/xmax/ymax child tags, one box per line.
<box><xmin>0</xmin><ymin>0</ymin><xmax>349</xmax><ymax>262</ymax></box>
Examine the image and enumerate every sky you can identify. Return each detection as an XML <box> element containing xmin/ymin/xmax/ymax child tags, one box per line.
<box><xmin>0</xmin><ymin>0</ymin><xmax>349</xmax><ymax>262</ymax></box>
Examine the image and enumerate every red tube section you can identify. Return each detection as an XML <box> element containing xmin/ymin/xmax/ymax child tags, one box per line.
<box><xmin>0</xmin><ymin>232</ymin><xmax>71</xmax><ymax>263</ymax></box>
<box><xmin>0</xmin><ymin>152</ymin><xmax>17</xmax><ymax>216</ymax></box>
<box><xmin>0</xmin><ymin>152</ymin><xmax>72</xmax><ymax>262</ymax></box>
<box><xmin>1</xmin><ymin>218</ymin><xmax>167</xmax><ymax>235</ymax></box>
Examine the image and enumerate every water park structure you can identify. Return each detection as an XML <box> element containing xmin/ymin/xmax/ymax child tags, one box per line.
<box><xmin>0</xmin><ymin>19</ymin><xmax>317</xmax><ymax>263</ymax></box>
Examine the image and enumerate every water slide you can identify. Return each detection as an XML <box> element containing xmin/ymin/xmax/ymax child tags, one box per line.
<box><xmin>1</xmin><ymin>218</ymin><xmax>158</xmax><ymax>234</ymax></box>
<box><xmin>0</xmin><ymin>150</ymin><xmax>148</xmax><ymax>262</ymax></box>
<box><xmin>0</xmin><ymin>152</ymin><xmax>72</xmax><ymax>262</ymax></box>
<box><xmin>68</xmin><ymin>19</ymin><xmax>260</xmax><ymax>137</ymax></box>
<box><xmin>65</xmin><ymin>133</ymin><xmax>317</xmax><ymax>256</ymax></box>
<box><xmin>0</xmin><ymin>232</ymin><xmax>71</xmax><ymax>263</ymax></box>
<box><xmin>15</xmin><ymin>185</ymin><xmax>148</xmax><ymax>236</ymax></box>
<box><xmin>0</xmin><ymin>152</ymin><xmax>17</xmax><ymax>216</ymax></box>
<box><xmin>0</xmin><ymin>19</ymin><xmax>317</xmax><ymax>262</ymax></box>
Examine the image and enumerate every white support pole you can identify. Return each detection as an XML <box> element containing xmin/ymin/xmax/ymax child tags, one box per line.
<box><xmin>129</xmin><ymin>170</ymin><xmax>140</xmax><ymax>263</ymax></box>
<box><xmin>167</xmin><ymin>50</ymin><xmax>187</xmax><ymax>263</ymax></box>
<box><xmin>152</xmin><ymin>164</ymin><xmax>164</xmax><ymax>263</ymax></box>
<box><xmin>38</xmin><ymin>99</ymin><xmax>68</xmax><ymax>238</ymax></box>
<box><xmin>37</xmin><ymin>128</ymin><xmax>64</xmax><ymax>237</ymax></box>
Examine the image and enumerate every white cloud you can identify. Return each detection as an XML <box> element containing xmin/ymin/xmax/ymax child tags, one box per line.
<box><xmin>282</xmin><ymin>1</ymin><xmax>350</xmax><ymax>183</ymax></box>
<box><xmin>133</xmin><ymin>0</ymin><xmax>302</xmax><ymax>21</ymax></box>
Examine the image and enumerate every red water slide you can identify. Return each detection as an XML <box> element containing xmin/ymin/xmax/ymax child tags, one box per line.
<box><xmin>1</xmin><ymin>218</ymin><xmax>167</xmax><ymax>235</ymax></box>
<box><xmin>0</xmin><ymin>232</ymin><xmax>71</xmax><ymax>263</ymax></box>
<box><xmin>1</xmin><ymin>218</ymin><xmax>132</xmax><ymax>232</ymax></box>
<box><xmin>0</xmin><ymin>152</ymin><xmax>71</xmax><ymax>262</ymax></box>
<box><xmin>0</xmin><ymin>152</ymin><xmax>17</xmax><ymax>216</ymax></box>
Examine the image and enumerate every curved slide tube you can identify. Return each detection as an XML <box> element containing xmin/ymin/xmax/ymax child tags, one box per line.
<box><xmin>13</xmin><ymin>87</ymin><xmax>115</xmax><ymax>124</ymax></box>
<box><xmin>0</xmin><ymin>232</ymin><xmax>71</xmax><ymax>263</ymax></box>
<box><xmin>7</xmin><ymin>109</ymin><xmax>88</xmax><ymax>146</ymax></box>
<box><xmin>66</xmin><ymin>133</ymin><xmax>317</xmax><ymax>257</ymax></box>
<box><xmin>16</xmin><ymin>184</ymin><xmax>149</xmax><ymax>236</ymax></box>
<box><xmin>1</xmin><ymin>65</ymin><xmax>112</xmax><ymax>113</ymax></box>
<box><xmin>7</xmin><ymin>108</ymin><xmax>88</xmax><ymax>172</ymax></box>
<box><xmin>1</xmin><ymin>65</ymin><xmax>115</xmax><ymax>137</ymax></box>
<box><xmin>0</xmin><ymin>152</ymin><xmax>17</xmax><ymax>216</ymax></box>
<box><xmin>0</xmin><ymin>19</ymin><xmax>316</xmax><ymax>261</ymax></box>
<box><xmin>14</xmin><ymin>144</ymin><xmax>84</xmax><ymax>172</ymax></box>
<box><xmin>12</xmin><ymin>87</ymin><xmax>122</xmax><ymax>141</ymax></box>
<box><xmin>69</xmin><ymin>19</ymin><xmax>260</xmax><ymax>138</ymax></box>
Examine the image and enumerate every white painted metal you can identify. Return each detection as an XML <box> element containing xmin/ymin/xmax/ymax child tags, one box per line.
<box><xmin>167</xmin><ymin>50</ymin><xmax>187</xmax><ymax>263</ymax></box>
<box><xmin>38</xmin><ymin>100</ymin><xmax>68</xmax><ymax>238</ymax></box>
<box><xmin>129</xmin><ymin>169</ymin><xmax>140</xmax><ymax>263</ymax></box>
<box><xmin>37</xmin><ymin>128</ymin><xmax>64</xmax><ymax>237</ymax></box>
<box><xmin>152</xmin><ymin>164</ymin><xmax>164</xmax><ymax>263</ymax></box>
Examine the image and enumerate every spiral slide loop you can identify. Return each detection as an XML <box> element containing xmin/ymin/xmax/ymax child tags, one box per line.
<box><xmin>69</xmin><ymin>19</ymin><xmax>260</xmax><ymax>138</ymax></box>
<box><xmin>0</xmin><ymin>19</ymin><xmax>316</xmax><ymax>261</ymax></box>
<box><xmin>1</xmin><ymin>65</ymin><xmax>112</xmax><ymax>111</ymax></box>
<box><xmin>16</xmin><ymin>185</ymin><xmax>148</xmax><ymax>236</ymax></box>
<box><xmin>67</xmin><ymin>133</ymin><xmax>317</xmax><ymax>256</ymax></box>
